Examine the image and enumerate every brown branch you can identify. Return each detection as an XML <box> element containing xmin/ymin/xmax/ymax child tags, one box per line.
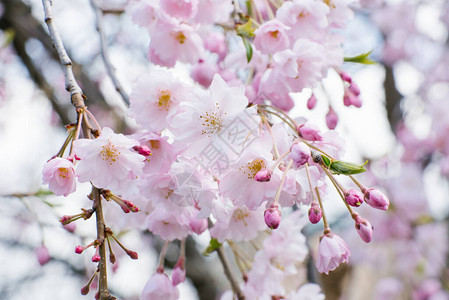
<box><xmin>41</xmin><ymin>1</ymin><xmax>111</xmax><ymax>299</ymax></box>
<box><xmin>383</xmin><ymin>64</ymin><xmax>403</xmax><ymax>133</ymax></box>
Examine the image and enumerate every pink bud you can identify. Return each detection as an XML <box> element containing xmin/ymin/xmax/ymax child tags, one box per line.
<box><xmin>307</xmin><ymin>94</ymin><xmax>317</xmax><ymax>110</ymax></box>
<box><xmin>354</xmin><ymin>216</ymin><xmax>373</xmax><ymax>243</ymax></box>
<box><xmin>254</xmin><ymin>169</ymin><xmax>272</xmax><ymax>182</ymax></box>
<box><xmin>189</xmin><ymin>217</ymin><xmax>208</xmax><ymax>235</ymax></box>
<box><xmin>81</xmin><ymin>285</ymin><xmax>90</xmax><ymax>295</ymax></box>
<box><xmin>120</xmin><ymin>204</ymin><xmax>131</xmax><ymax>213</ymax></box>
<box><xmin>63</xmin><ymin>223</ymin><xmax>76</xmax><ymax>233</ymax></box>
<box><xmin>290</xmin><ymin>142</ymin><xmax>311</xmax><ymax>167</ymax></box>
<box><xmin>123</xmin><ymin>200</ymin><xmax>139</xmax><ymax>213</ymax></box>
<box><xmin>59</xmin><ymin>215</ymin><xmax>71</xmax><ymax>225</ymax></box>
<box><xmin>172</xmin><ymin>265</ymin><xmax>186</xmax><ymax>286</ymax></box>
<box><xmin>308</xmin><ymin>202</ymin><xmax>322</xmax><ymax>224</ymax></box>
<box><xmin>92</xmin><ymin>254</ymin><xmax>101</xmax><ymax>262</ymax></box>
<box><xmin>325</xmin><ymin>107</ymin><xmax>338</xmax><ymax>130</ymax></box>
<box><xmin>126</xmin><ymin>250</ymin><xmax>139</xmax><ymax>260</ymax></box>
<box><xmin>339</xmin><ymin>71</ymin><xmax>352</xmax><ymax>83</ymax></box>
<box><xmin>343</xmin><ymin>89</ymin><xmax>362</xmax><ymax>108</ymax></box>
<box><xmin>344</xmin><ymin>189</ymin><xmax>364</xmax><ymax>207</ymax></box>
<box><xmin>35</xmin><ymin>245</ymin><xmax>51</xmax><ymax>266</ymax></box>
<box><xmin>264</xmin><ymin>204</ymin><xmax>281</xmax><ymax>229</ymax></box>
<box><xmin>349</xmin><ymin>82</ymin><xmax>360</xmax><ymax>96</ymax></box>
<box><xmin>297</xmin><ymin>124</ymin><xmax>322</xmax><ymax>141</ymax></box>
<box><xmin>75</xmin><ymin>245</ymin><xmax>84</xmax><ymax>254</ymax></box>
<box><xmin>133</xmin><ymin>145</ymin><xmax>152</xmax><ymax>157</ymax></box>
<box><xmin>364</xmin><ymin>188</ymin><xmax>390</xmax><ymax>210</ymax></box>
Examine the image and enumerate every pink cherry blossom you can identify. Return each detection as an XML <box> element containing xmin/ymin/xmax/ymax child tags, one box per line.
<box><xmin>364</xmin><ymin>188</ymin><xmax>390</xmax><ymax>210</ymax></box>
<box><xmin>194</xmin><ymin>0</ymin><xmax>233</xmax><ymax>24</ymax></box>
<box><xmin>316</xmin><ymin>232</ymin><xmax>351</xmax><ymax>274</ymax></box>
<box><xmin>148</xmin><ymin>21</ymin><xmax>203</xmax><ymax>67</ymax></box>
<box><xmin>276</xmin><ymin>0</ymin><xmax>329</xmax><ymax>40</ymax></box>
<box><xmin>264</xmin><ymin>204</ymin><xmax>281</xmax><ymax>229</ymax></box>
<box><xmin>253</xmin><ymin>20</ymin><xmax>290</xmax><ymax>54</ymax></box>
<box><xmin>73</xmin><ymin>127</ymin><xmax>145</xmax><ymax>191</ymax></box>
<box><xmin>210</xmin><ymin>206</ymin><xmax>266</xmax><ymax>243</ymax></box>
<box><xmin>129</xmin><ymin>69</ymin><xmax>189</xmax><ymax>132</ymax></box>
<box><xmin>146</xmin><ymin>206</ymin><xmax>193</xmax><ymax>241</ymax></box>
<box><xmin>290</xmin><ymin>141</ymin><xmax>311</xmax><ymax>167</ymax></box>
<box><xmin>354</xmin><ymin>216</ymin><xmax>373</xmax><ymax>243</ymax></box>
<box><xmin>308</xmin><ymin>202</ymin><xmax>322</xmax><ymax>224</ymax></box>
<box><xmin>142</xmin><ymin>272</ymin><xmax>179</xmax><ymax>300</ymax></box>
<box><xmin>345</xmin><ymin>189</ymin><xmax>364</xmax><ymax>207</ymax></box>
<box><xmin>42</xmin><ymin>157</ymin><xmax>76</xmax><ymax>196</ymax></box>
<box><xmin>171</xmin><ymin>74</ymin><xmax>252</xmax><ymax>156</ymax></box>
<box><xmin>160</xmin><ymin>0</ymin><xmax>198</xmax><ymax>20</ymax></box>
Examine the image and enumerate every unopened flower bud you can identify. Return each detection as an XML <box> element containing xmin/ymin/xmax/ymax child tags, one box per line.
<box><xmin>264</xmin><ymin>204</ymin><xmax>281</xmax><ymax>229</ymax></box>
<box><xmin>326</xmin><ymin>107</ymin><xmax>338</xmax><ymax>130</ymax></box>
<box><xmin>133</xmin><ymin>145</ymin><xmax>152</xmax><ymax>157</ymax></box>
<box><xmin>349</xmin><ymin>82</ymin><xmax>360</xmax><ymax>96</ymax></box>
<box><xmin>81</xmin><ymin>285</ymin><xmax>90</xmax><ymax>295</ymax></box>
<box><xmin>60</xmin><ymin>215</ymin><xmax>71</xmax><ymax>225</ymax></box>
<box><xmin>35</xmin><ymin>245</ymin><xmax>51</xmax><ymax>266</ymax></box>
<box><xmin>126</xmin><ymin>250</ymin><xmax>138</xmax><ymax>260</ymax></box>
<box><xmin>92</xmin><ymin>254</ymin><xmax>101</xmax><ymax>262</ymax></box>
<box><xmin>189</xmin><ymin>217</ymin><xmax>208</xmax><ymax>235</ymax></box>
<box><xmin>254</xmin><ymin>168</ymin><xmax>272</xmax><ymax>182</ymax></box>
<box><xmin>297</xmin><ymin>124</ymin><xmax>322</xmax><ymax>141</ymax></box>
<box><xmin>63</xmin><ymin>223</ymin><xmax>76</xmax><ymax>233</ymax></box>
<box><xmin>345</xmin><ymin>189</ymin><xmax>364</xmax><ymax>207</ymax></box>
<box><xmin>364</xmin><ymin>188</ymin><xmax>389</xmax><ymax>210</ymax></box>
<box><xmin>290</xmin><ymin>142</ymin><xmax>311</xmax><ymax>167</ymax></box>
<box><xmin>172</xmin><ymin>258</ymin><xmax>186</xmax><ymax>286</ymax></box>
<box><xmin>343</xmin><ymin>89</ymin><xmax>362</xmax><ymax>108</ymax></box>
<box><xmin>354</xmin><ymin>215</ymin><xmax>373</xmax><ymax>243</ymax></box>
<box><xmin>308</xmin><ymin>202</ymin><xmax>322</xmax><ymax>224</ymax></box>
<box><xmin>339</xmin><ymin>71</ymin><xmax>352</xmax><ymax>83</ymax></box>
<box><xmin>75</xmin><ymin>245</ymin><xmax>84</xmax><ymax>254</ymax></box>
<box><xmin>307</xmin><ymin>94</ymin><xmax>317</xmax><ymax>109</ymax></box>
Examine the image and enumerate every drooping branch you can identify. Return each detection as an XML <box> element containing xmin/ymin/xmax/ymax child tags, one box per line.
<box><xmin>90</xmin><ymin>0</ymin><xmax>130</xmax><ymax>106</ymax></box>
<box><xmin>40</xmin><ymin>1</ymin><xmax>111</xmax><ymax>299</ymax></box>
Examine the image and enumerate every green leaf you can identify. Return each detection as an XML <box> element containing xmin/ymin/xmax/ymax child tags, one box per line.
<box><xmin>329</xmin><ymin>160</ymin><xmax>368</xmax><ymax>175</ymax></box>
<box><xmin>242</xmin><ymin>37</ymin><xmax>253</xmax><ymax>63</ymax></box>
<box><xmin>344</xmin><ymin>51</ymin><xmax>376</xmax><ymax>65</ymax></box>
<box><xmin>2</xmin><ymin>29</ymin><xmax>15</xmax><ymax>48</ymax></box>
<box><xmin>202</xmin><ymin>238</ymin><xmax>222</xmax><ymax>256</ymax></box>
<box><xmin>321</xmin><ymin>155</ymin><xmax>332</xmax><ymax>168</ymax></box>
<box><xmin>236</xmin><ymin>19</ymin><xmax>255</xmax><ymax>38</ymax></box>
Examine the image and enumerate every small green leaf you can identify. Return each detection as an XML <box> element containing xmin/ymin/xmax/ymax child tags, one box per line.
<box><xmin>2</xmin><ymin>29</ymin><xmax>15</xmax><ymax>48</ymax></box>
<box><xmin>344</xmin><ymin>51</ymin><xmax>376</xmax><ymax>65</ymax></box>
<box><xmin>321</xmin><ymin>155</ymin><xmax>332</xmax><ymax>168</ymax></box>
<box><xmin>35</xmin><ymin>189</ymin><xmax>54</xmax><ymax>196</ymax></box>
<box><xmin>329</xmin><ymin>160</ymin><xmax>368</xmax><ymax>175</ymax></box>
<box><xmin>242</xmin><ymin>37</ymin><xmax>253</xmax><ymax>63</ymax></box>
<box><xmin>236</xmin><ymin>19</ymin><xmax>255</xmax><ymax>38</ymax></box>
<box><xmin>202</xmin><ymin>238</ymin><xmax>222</xmax><ymax>256</ymax></box>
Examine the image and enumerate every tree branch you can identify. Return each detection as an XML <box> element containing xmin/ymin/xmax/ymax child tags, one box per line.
<box><xmin>90</xmin><ymin>0</ymin><xmax>130</xmax><ymax>106</ymax></box>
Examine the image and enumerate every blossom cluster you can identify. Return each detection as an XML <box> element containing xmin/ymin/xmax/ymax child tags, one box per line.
<box><xmin>40</xmin><ymin>0</ymin><xmax>393</xmax><ymax>298</ymax></box>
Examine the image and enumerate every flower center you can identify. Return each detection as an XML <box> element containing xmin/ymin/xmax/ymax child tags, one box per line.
<box><xmin>270</xmin><ymin>30</ymin><xmax>279</xmax><ymax>39</ymax></box>
<box><xmin>240</xmin><ymin>158</ymin><xmax>266</xmax><ymax>179</ymax></box>
<box><xmin>175</xmin><ymin>32</ymin><xmax>186</xmax><ymax>44</ymax></box>
<box><xmin>199</xmin><ymin>102</ymin><xmax>226</xmax><ymax>137</ymax></box>
<box><xmin>323</xmin><ymin>0</ymin><xmax>336</xmax><ymax>9</ymax></box>
<box><xmin>232</xmin><ymin>208</ymin><xmax>249</xmax><ymax>226</ymax></box>
<box><xmin>58</xmin><ymin>167</ymin><xmax>69</xmax><ymax>179</ymax></box>
<box><xmin>149</xmin><ymin>140</ymin><xmax>161</xmax><ymax>150</ymax></box>
<box><xmin>100</xmin><ymin>142</ymin><xmax>120</xmax><ymax>165</ymax></box>
<box><xmin>157</xmin><ymin>90</ymin><xmax>172</xmax><ymax>111</ymax></box>
<box><xmin>298</xmin><ymin>11</ymin><xmax>310</xmax><ymax>19</ymax></box>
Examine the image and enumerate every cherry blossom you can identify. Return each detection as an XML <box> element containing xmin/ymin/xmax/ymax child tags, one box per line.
<box><xmin>316</xmin><ymin>232</ymin><xmax>351</xmax><ymax>274</ymax></box>
<box><xmin>73</xmin><ymin>127</ymin><xmax>145</xmax><ymax>191</ymax></box>
<box><xmin>141</xmin><ymin>272</ymin><xmax>179</xmax><ymax>300</ymax></box>
<box><xmin>42</xmin><ymin>157</ymin><xmax>76</xmax><ymax>196</ymax></box>
<box><xmin>129</xmin><ymin>69</ymin><xmax>189</xmax><ymax>132</ymax></box>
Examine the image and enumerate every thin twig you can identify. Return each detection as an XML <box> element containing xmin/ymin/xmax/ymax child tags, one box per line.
<box><xmin>41</xmin><ymin>0</ymin><xmax>85</xmax><ymax>109</ymax></box>
<box><xmin>90</xmin><ymin>0</ymin><xmax>130</xmax><ymax>106</ymax></box>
